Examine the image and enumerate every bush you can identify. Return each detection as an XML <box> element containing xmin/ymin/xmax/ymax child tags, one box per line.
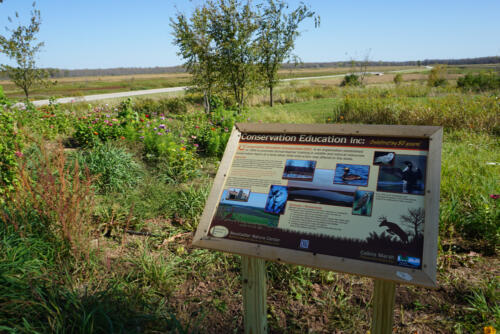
<box><xmin>75</xmin><ymin>143</ymin><xmax>142</xmax><ymax>193</ymax></box>
<box><xmin>163</xmin><ymin>97</ymin><xmax>187</xmax><ymax>114</ymax></box>
<box><xmin>393</xmin><ymin>73</ymin><xmax>403</xmax><ymax>85</ymax></box>
<box><xmin>427</xmin><ymin>64</ymin><xmax>448</xmax><ymax>87</ymax></box>
<box><xmin>340</xmin><ymin>74</ymin><xmax>361</xmax><ymax>87</ymax></box>
<box><xmin>457</xmin><ymin>72</ymin><xmax>500</xmax><ymax>92</ymax></box>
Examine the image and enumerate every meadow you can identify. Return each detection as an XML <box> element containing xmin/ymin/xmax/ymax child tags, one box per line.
<box><xmin>0</xmin><ymin>65</ymin><xmax>431</xmax><ymax>101</ymax></box>
<box><xmin>0</xmin><ymin>69</ymin><xmax>498</xmax><ymax>333</ymax></box>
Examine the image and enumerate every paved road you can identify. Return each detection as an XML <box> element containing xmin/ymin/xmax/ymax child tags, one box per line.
<box><xmin>25</xmin><ymin>67</ymin><xmax>430</xmax><ymax>107</ymax></box>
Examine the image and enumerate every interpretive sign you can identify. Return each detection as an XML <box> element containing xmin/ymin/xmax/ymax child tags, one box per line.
<box><xmin>194</xmin><ymin>123</ymin><xmax>442</xmax><ymax>287</ymax></box>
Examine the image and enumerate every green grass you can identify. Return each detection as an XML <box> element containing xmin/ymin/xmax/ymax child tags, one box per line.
<box><xmin>1</xmin><ymin>78</ymin><xmax>499</xmax><ymax>333</ymax></box>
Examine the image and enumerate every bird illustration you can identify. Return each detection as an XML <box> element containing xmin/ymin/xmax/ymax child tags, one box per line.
<box><xmin>342</xmin><ymin>167</ymin><xmax>362</xmax><ymax>181</ymax></box>
<box><xmin>379</xmin><ymin>218</ymin><xmax>409</xmax><ymax>243</ymax></box>
<box><xmin>401</xmin><ymin>161</ymin><xmax>422</xmax><ymax>193</ymax></box>
<box><xmin>354</xmin><ymin>193</ymin><xmax>370</xmax><ymax>212</ymax></box>
<box><xmin>374</xmin><ymin>152</ymin><xmax>395</xmax><ymax>165</ymax></box>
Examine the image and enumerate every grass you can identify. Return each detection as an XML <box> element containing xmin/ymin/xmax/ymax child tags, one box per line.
<box><xmin>0</xmin><ymin>72</ymin><xmax>499</xmax><ymax>333</ymax></box>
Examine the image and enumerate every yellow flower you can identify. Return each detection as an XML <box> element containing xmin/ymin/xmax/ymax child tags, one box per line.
<box><xmin>180</xmin><ymin>147</ymin><xmax>186</xmax><ymax>151</ymax></box>
<box><xmin>484</xmin><ymin>326</ymin><xmax>496</xmax><ymax>334</ymax></box>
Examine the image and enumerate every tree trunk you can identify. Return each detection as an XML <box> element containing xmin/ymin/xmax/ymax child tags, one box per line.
<box><xmin>269</xmin><ymin>86</ymin><xmax>273</xmax><ymax>107</ymax></box>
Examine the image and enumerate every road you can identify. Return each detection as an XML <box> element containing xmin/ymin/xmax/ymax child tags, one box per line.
<box><xmin>25</xmin><ymin>67</ymin><xmax>430</xmax><ymax>107</ymax></box>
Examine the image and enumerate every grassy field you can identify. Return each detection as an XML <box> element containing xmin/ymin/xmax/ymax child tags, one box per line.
<box><xmin>0</xmin><ymin>65</ymin><xmax>433</xmax><ymax>100</ymax></box>
<box><xmin>0</xmin><ymin>70</ymin><xmax>499</xmax><ymax>333</ymax></box>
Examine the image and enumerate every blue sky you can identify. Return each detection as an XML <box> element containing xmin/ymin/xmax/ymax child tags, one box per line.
<box><xmin>0</xmin><ymin>0</ymin><xmax>499</xmax><ymax>69</ymax></box>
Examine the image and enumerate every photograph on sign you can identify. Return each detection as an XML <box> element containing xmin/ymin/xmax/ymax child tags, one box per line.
<box><xmin>194</xmin><ymin>124</ymin><xmax>442</xmax><ymax>286</ymax></box>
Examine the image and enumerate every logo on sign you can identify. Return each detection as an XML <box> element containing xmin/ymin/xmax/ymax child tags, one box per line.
<box><xmin>397</xmin><ymin>255</ymin><xmax>421</xmax><ymax>268</ymax></box>
<box><xmin>299</xmin><ymin>239</ymin><xmax>309</xmax><ymax>249</ymax></box>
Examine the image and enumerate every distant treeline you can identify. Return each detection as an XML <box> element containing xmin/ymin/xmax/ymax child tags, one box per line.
<box><xmin>1</xmin><ymin>56</ymin><xmax>499</xmax><ymax>79</ymax></box>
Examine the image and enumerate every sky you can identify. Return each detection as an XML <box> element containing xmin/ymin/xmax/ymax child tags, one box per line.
<box><xmin>0</xmin><ymin>0</ymin><xmax>499</xmax><ymax>69</ymax></box>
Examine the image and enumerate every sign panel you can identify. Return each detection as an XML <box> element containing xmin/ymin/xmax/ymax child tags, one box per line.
<box><xmin>194</xmin><ymin>124</ymin><xmax>442</xmax><ymax>287</ymax></box>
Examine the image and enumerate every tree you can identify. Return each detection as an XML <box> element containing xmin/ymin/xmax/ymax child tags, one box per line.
<box><xmin>256</xmin><ymin>0</ymin><xmax>314</xmax><ymax>106</ymax></box>
<box><xmin>0</xmin><ymin>2</ymin><xmax>48</xmax><ymax>99</ymax></box>
<box><xmin>400</xmin><ymin>207</ymin><xmax>425</xmax><ymax>239</ymax></box>
<box><xmin>172</xmin><ymin>0</ymin><xmax>259</xmax><ymax>112</ymax></box>
<box><xmin>171</xmin><ymin>7</ymin><xmax>218</xmax><ymax>112</ymax></box>
<box><xmin>208</xmin><ymin>0</ymin><xmax>258</xmax><ymax>111</ymax></box>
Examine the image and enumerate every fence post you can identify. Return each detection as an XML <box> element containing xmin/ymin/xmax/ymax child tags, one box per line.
<box><xmin>242</xmin><ymin>256</ymin><xmax>267</xmax><ymax>334</ymax></box>
<box><xmin>371</xmin><ymin>279</ymin><xmax>396</xmax><ymax>334</ymax></box>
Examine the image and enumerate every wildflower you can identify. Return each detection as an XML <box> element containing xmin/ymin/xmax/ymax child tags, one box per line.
<box><xmin>160</xmin><ymin>116</ymin><xmax>165</xmax><ymax>120</ymax></box>
<box><xmin>484</xmin><ymin>326</ymin><xmax>496</xmax><ymax>334</ymax></box>
<box><xmin>247</xmin><ymin>117</ymin><xmax>251</xmax><ymax>121</ymax></box>
<box><xmin>94</xmin><ymin>132</ymin><xmax>98</xmax><ymax>135</ymax></box>
<box><xmin>106</xmin><ymin>114</ymin><xmax>110</xmax><ymax>118</ymax></box>
<box><xmin>340</xmin><ymin>116</ymin><xmax>344</xmax><ymax>120</ymax></box>
<box><xmin>120</xmin><ymin>136</ymin><xmax>125</xmax><ymax>140</ymax></box>
<box><xmin>159</xmin><ymin>124</ymin><xmax>166</xmax><ymax>129</ymax></box>
<box><xmin>157</xmin><ymin>132</ymin><xmax>163</xmax><ymax>136</ymax></box>
<box><xmin>180</xmin><ymin>147</ymin><xmax>186</xmax><ymax>151</ymax></box>
<box><xmin>224</xmin><ymin>127</ymin><xmax>228</xmax><ymax>132</ymax></box>
<box><xmin>191</xmin><ymin>135</ymin><xmax>197</xmax><ymax>139</ymax></box>
<box><xmin>145</xmin><ymin>114</ymin><xmax>150</xmax><ymax>118</ymax></box>
<box><xmin>490</xmin><ymin>194</ymin><xmax>500</xmax><ymax>200</ymax></box>
<box><xmin>139</xmin><ymin>136</ymin><xmax>144</xmax><ymax>139</ymax></box>
<box><xmin>211</xmin><ymin>127</ymin><xmax>215</xmax><ymax>131</ymax></box>
<box><xmin>194</xmin><ymin>143</ymin><xmax>199</xmax><ymax>148</ymax></box>
<box><xmin>195</xmin><ymin>125</ymin><xmax>200</xmax><ymax>129</ymax></box>
<box><xmin>153</xmin><ymin>127</ymin><xmax>157</xmax><ymax>131</ymax></box>
<box><xmin>15</xmin><ymin>151</ymin><xmax>23</xmax><ymax>158</ymax></box>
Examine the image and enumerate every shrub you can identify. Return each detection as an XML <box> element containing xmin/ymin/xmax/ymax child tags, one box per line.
<box><xmin>457</xmin><ymin>72</ymin><xmax>500</xmax><ymax>92</ymax></box>
<box><xmin>75</xmin><ymin>142</ymin><xmax>143</xmax><ymax>193</ymax></box>
<box><xmin>340</xmin><ymin>74</ymin><xmax>361</xmax><ymax>87</ymax></box>
<box><xmin>427</xmin><ymin>64</ymin><xmax>448</xmax><ymax>87</ymax></box>
<box><xmin>163</xmin><ymin>97</ymin><xmax>187</xmax><ymax>114</ymax></box>
<box><xmin>393</xmin><ymin>73</ymin><xmax>403</xmax><ymax>85</ymax></box>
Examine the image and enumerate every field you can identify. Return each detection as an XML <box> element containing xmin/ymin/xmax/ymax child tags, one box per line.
<box><xmin>0</xmin><ymin>65</ymin><xmax>434</xmax><ymax>101</ymax></box>
<box><xmin>0</xmin><ymin>67</ymin><xmax>499</xmax><ymax>333</ymax></box>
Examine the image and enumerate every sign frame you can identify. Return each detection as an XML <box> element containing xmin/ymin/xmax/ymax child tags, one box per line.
<box><xmin>193</xmin><ymin>123</ymin><xmax>442</xmax><ymax>288</ymax></box>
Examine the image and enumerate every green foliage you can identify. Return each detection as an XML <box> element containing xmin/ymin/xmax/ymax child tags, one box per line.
<box><xmin>73</xmin><ymin>105</ymin><xmax>126</xmax><ymax>147</ymax></box>
<box><xmin>393</xmin><ymin>73</ymin><xmax>403</xmax><ymax>85</ymax></box>
<box><xmin>331</xmin><ymin>91</ymin><xmax>499</xmax><ymax>135</ymax></box>
<box><xmin>75</xmin><ymin>143</ymin><xmax>143</xmax><ymax>193</ymax></box>
<box><xmin>164</xmin><ymin>97</ymin><xmax>188</xmax><ymax>114</ymax></box>
<box><xmin>256</xmin><ymin>0</ymin><xmax>315</xmax><ymax>106</ymax></box>
<box><xmin>340</xmin><ymin>74</ymin><xmax>361</xmax><ymax>87</ymax></box>
<box><xmin>0</xmin><ymin>87</ymin><xmax>21</xmax><ymax>198</ymax></box>
<box><xmin>427</xmin><ymin>64</ymin><xmax>448</xmax><ymax>87</ymax></box>
<box><xmin>457</xmin><ymin>72</ymin><xmax>500</xmax><ymax>91</ymax></box>
<box><xmin>0</xmin><ymin>3</ymin><xmax>49</xmax><ymax>99</ymax></box>
<box><xmin>440</xmin><ymin>131</ymin><xmax>499</xmax><ymax>254</ymax></box>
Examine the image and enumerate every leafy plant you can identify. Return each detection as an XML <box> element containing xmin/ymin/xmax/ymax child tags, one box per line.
<box><xmin>340</xmin><ymin>74</ymin><xmax>361</xmax><ymax>87</ymax></box>
<box><xmin>457</xmin><ymin>72</ymin><xmax>500</xmax><ymax>92</ymax></box>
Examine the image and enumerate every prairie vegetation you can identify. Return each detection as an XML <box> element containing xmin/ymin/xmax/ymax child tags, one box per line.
<box><xmin>0</xmin><ymin>68</ymin><xmax>499</xmax><ymax>333</ymax></box>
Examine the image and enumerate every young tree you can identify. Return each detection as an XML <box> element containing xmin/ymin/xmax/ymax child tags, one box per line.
<box><xmin>256</xmin><ymin>0</ymin><xmax>314</xmax><ymax>106</ymax></box>
<box><xmin>0</xmin><ymin>2</ymin><xmax>48</xmax><ymax>99</ymax></box>
<box><xmin>172</xmin><ymin>0</ymin><xmax>259</xmax><ymax>112</ymax></box>
<box><xmin>171</xmin><ymin>7</ymin><xmax>218</xmax><ymax>112</ymax></box>
<box><xmin>208</xmin><ymin>0</ymin><xmax>259</xmax><ymax>111</ymax></box>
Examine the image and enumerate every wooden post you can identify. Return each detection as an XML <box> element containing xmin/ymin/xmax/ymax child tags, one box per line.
<box><xmin>242</xmin><ymin>256</ymin><xmax>267</xmax><ymax>334</ymax></box>
<box><xmin>371</xmin><ymin>279</ymin><xmax>396</xmax><ymax>334</ymax></box>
